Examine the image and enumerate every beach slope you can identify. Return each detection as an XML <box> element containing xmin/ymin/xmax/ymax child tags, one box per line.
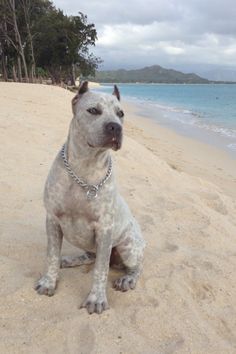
<box><xmin>0</xmin><ymin>83</ymin><xmax>236</xmax><ymax>353</ymax></box>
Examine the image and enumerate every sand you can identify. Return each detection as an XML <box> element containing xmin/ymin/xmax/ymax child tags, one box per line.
<box><xmin>75</xmin><ymin>80</ymin><xmax>101</xmax><ymax>88</ymax></box>
<box><xmin>0</xmin><ymin>82</ymin><xmax>236</xmax><ymax>354</ymax></box>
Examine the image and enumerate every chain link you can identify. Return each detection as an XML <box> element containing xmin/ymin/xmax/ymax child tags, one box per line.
<box><xmin>61</xmin><ymin>144</ymin><xmax>112</xmax><ymax>199</ymax></box>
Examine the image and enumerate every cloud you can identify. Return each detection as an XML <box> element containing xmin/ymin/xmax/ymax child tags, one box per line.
<box><xmin>53</xmin><ymin>0</ymin><xmax>236</xmax><ymax>70</ymax></box>
<box><xmin>54</xmin><ymin>0</ymin><xmax>186</xmax><ymax>25</ymax></box>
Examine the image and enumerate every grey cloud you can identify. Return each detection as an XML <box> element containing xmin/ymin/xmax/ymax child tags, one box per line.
<box><xmin>54</xmin><ymin>0</ymin><xmax>186</xmax><ymax>25</ymax></box>
<box><xmin>53</xmin><ymin>0</ymin><xmax>236</xmax><ymax>71</ymax></box>
<box><xmin>54</xmin><ymin>0</ymin><xmax>236</xmax><ymax>34</ymax></box>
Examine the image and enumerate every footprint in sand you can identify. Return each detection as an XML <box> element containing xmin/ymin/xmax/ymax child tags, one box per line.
<box><xmin>188</xmin><ymin>272</ymin><xmax>216</xmax><ymax>303</ymax></box>
<box><xmin>164</xmin><ymin>242</ymin><xmax>179</xmax><ymax>252</ymax></box>
<box><xmin>199</xmin><ymin>192</ymin><xmax>228</xmax><ymax>215</ymax></box>
<box><xmin>139</xmin><ymin>214</ymin><xmax>155</xmax><ymax>231</ymax></box>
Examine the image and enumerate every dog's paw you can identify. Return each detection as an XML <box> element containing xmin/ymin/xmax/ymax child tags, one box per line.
<box><xmin>113</xmin><ymin>275</ymin><xmax>136</xmax><ymax>292</ymax></box>
<box><xmin>80</xmin><ymin>291</ymin><xmax>109</xmax><ymax>314</ymax></box>
<box><xmin>34</xmin><ymin>275</ymin><xmax>57</xmax><ymax>296</ymax></box>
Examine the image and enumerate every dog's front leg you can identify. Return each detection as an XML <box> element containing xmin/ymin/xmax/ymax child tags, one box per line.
<box><xmin>81</xmin><ymin>227</ymin><xmax>112</xmax><ymax>314</ymax></box>
<box><xmin>35</xmin><ymin>214</ymin><xmax>63</xmax><ymax>296</ymax></box>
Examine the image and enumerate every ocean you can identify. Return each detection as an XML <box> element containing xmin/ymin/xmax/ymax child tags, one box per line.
<box><xmin>95</xmin><ymin>83</ymin><xmax>236</xmax><ymax>157</ymax></box>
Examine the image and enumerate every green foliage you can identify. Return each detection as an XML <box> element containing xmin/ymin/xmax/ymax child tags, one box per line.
<box><xmin>36</xmin><ymin>66</ymin><xmax>48</xmax><ymax>77</ymax></box>
<box><xmin>34</xmin><ymin>10</ymin><xmax>100</xmax><ymax>82</ymax></box>
<box><xmin>0</xmin><ymin>0</ymin><xmax>101</xmax><ymax>82</ymax></box>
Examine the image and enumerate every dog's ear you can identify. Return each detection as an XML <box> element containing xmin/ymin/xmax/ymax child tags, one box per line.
<box><xmin>72</xmin><ymin>81</ymin><xmax>89</xmax><ymax>114</ymax></box>
<box><xmin>113</xmin><ymin>85</ymin><xmax>120</xmax><ymax>101</ymax></box>
<box><xmin>78</xmin><ymin>81</ymin><xmax>89</xmax><ymax>95</ymax></box>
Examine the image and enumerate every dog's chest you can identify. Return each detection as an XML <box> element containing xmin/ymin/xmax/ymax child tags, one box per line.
<box><xmin>57</xmin><ymin>186</ymin><xmax>99</xmax><ymax>219</ymax></box>
<box><xmin>54</xmin><ymin>186</ymin><xmax>101</xmax><ymax>250</ymax></box>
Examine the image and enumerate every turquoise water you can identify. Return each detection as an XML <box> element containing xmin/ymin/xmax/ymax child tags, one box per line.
<box><xmin>95</xmin><ymin>84</ymin><xmax>236</xmax><ymax>156</ymax></box>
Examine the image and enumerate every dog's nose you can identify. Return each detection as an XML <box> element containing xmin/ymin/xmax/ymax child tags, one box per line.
<box><xmin>105</xmin><ymin>122</ymin><xmax>122</xmax><ymax>135</ymax></box>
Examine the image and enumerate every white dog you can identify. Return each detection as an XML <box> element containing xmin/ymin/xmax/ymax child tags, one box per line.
<box><xmin>35</xmin><ymin>82</ymin><xmax>145</xmax><ymax>314</ymax></box>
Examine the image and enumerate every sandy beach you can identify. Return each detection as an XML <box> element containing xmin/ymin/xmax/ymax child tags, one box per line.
<box><xmin>1</xmin><ymin>82</ymin><xmax>236</xmax><ymax>354</ymax></box>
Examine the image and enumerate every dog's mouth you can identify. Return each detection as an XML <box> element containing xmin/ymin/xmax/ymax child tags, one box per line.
<box><xmin>110</xmin><ymin>137</ymin><xmax>122</xmax><ymax>151</ymax></box>
<box><xmin>103</xmin><ymin>134</ymin><xmax>123</xmax><ymax>151</ymax></box>
<box><xmin>87</xmin><ymin>136</ymin><xmax>122</xmax><ymax>151</ymax></box>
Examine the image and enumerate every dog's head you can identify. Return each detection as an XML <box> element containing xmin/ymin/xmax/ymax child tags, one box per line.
<box><xmin>71</xmin><ymin>81</ymin><xmax>124</xmax><ymax>151</ymax></box>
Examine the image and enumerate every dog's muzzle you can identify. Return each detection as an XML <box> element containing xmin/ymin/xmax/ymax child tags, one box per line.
<box><xmin>104</xmin><ymin>122</ymin><xmax>123</xmax><ymax>150</ymax></box>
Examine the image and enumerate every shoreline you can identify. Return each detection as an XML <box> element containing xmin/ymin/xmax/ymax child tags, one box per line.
<box><xmin>123</xmin><ymin>99</ymin><xmax>236</xmax><ymax>199</ymax></box>
<box><xmin>95</xmin><ymin>83</ymin><xmax>236</xmax><ymax>159</ymax></box>
<box><xmin>133</xmin><ymin>99</ymin><xmax>236</xmax><ymax>159</ymax></box>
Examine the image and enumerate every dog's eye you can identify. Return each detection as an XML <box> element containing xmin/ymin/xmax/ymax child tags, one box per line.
<box><xmin>87</xmin><ymin>107</ymin><xmax>101</xmax><ymax>115</ymax></box>
<box><xmin>117</xmin><ymin>110</ymin><xmax>124</xmax><ymax>118</ymax></box>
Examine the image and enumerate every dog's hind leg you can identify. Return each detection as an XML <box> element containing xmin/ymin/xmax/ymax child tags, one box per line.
<box><xmin>60</xmin><ymin>252</ymin><xmax>95</xmax><ymax>268</ymax></box>
<box><xmin>113</xmin><ymin>222</ymin><xmax>145</xmax><ymax>292</ymax></box>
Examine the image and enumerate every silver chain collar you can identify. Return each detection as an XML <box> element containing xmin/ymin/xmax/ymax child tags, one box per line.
<box><xmin>61</xmin><ymin>144</ymin><xmax>113</xmax><ymax>200</ymax></box>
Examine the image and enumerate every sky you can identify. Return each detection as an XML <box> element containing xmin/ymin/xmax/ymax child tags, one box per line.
<box><xmin>53</xmin><ymin>0</ymin><xmax>236</xmax><ymax>76</ymax></box>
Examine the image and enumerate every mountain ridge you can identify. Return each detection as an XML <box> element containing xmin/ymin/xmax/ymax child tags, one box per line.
<box><xmin>91</xmin><ymin>65</ymin><xmax>210</xmax><ymax>84</ymax></box>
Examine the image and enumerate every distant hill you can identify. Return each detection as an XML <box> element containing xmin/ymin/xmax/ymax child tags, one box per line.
<box><xmin>92</xmin><ymin>65</ymin><xmax>210</xmax><ymax>84</ymax></box>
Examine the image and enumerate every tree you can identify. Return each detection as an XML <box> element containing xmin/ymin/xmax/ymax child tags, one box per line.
<box><xmin>19</xmin><ymin>0</ymin><xmax>36</xmax><ymax>80</ymax></box>
<box><xmin>0</xmin><ymin>0</ymin><xmax>21</xmax><ymax>81</ymax></box>
<box><xmin>34</xmin><ymin>10</ymin><xmax>101</xmax><ymax>84</ymax></box>
<box><xmin>2</xmin><ymin>0</ymin><xmax>29</xmax><ymax>81</ymax></box>
<box><xmin>18</xmin><ymin>0</ymin><xmax>54</xmax><ymax>81</ymax></box>
<box><xmin>0</xmin><ymin>12</ymin><xmax>9</xmax><ymax>81</ymax></box>
<box><xmin>0</xmin><ymin>0</ymin><xmax>101</xmax><ymax>83</ymax></box>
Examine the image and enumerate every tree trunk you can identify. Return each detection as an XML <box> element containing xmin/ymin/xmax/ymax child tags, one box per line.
<box><xmin>22</xmin><ymin>0</ymin><xmax>36</xmax><ymax>82</ymax></box>
<box><xmin>2</xmin><ymin>58</ymin><xmax>8</xmax><ymax>81</ymax></box>
<box><xmin>12</xmin><ymin>63</ymin><xmax>17</xmax><ymax>81</ymax></box>
<box><xmin>9</xmin><ymin>0</ymin><xmax>29</xmax><ymax>82</ymax></box>
<box><xmin>71</xmin><ymin>63</ymin><xmax>76</xmax><ymax>86</ymax></box>
<box><xmin>1</xmin><ymin>47</ymin><xmax>8</xmax><ymax>81</ymax></box>
<box><xmin>27</xmin><ymin>25</ymin><xmax>36</xmax><ymax>82</ymax></box>
<box><xmin>0</xmin><ymin>15</ymin><xmax>8</xmax><ymax>81</ymax></box>
<box><xmin>17</xmin><ymin>56</ymin><xmax>22</xmax><ymax>82</ymax></box>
